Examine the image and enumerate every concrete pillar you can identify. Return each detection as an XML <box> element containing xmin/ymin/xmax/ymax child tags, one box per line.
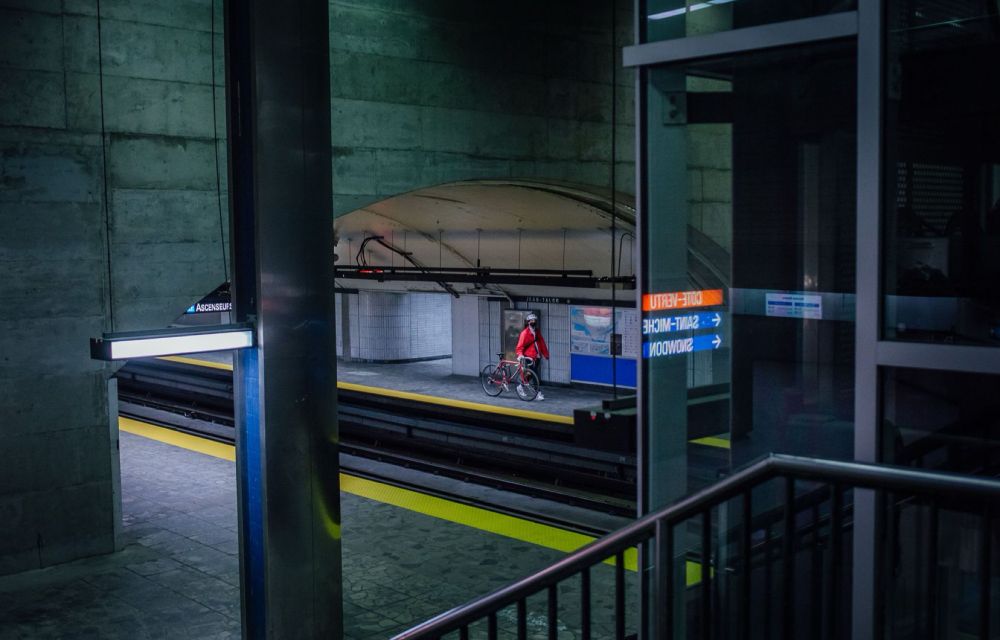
<box><xmin>452</xmin><ymin>295</ymin><xmax>480</xmax><ymax>376</ymax></box>
<box><xmin>225</xmin><ymin>0</ymin><xmax>342</xmax><ymax>637</ymax></box>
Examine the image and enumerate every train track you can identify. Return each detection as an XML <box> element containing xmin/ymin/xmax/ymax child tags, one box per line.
<box><xmin>116</xmin><ymin>359</ymin><xmax>637</xmax><ymax>533</ymax></box>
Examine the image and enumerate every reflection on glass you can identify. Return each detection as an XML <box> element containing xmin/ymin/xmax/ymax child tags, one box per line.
<box><xmin>642</xmin><ymin>42</ymin><xmax>857</xmax><ymax>515</ymax></box>
<box><xmin>880</xmin><ymin>367</ymin><xmax>1000</xmax><ymax>638</ymax></box>
<box><xmin>883</xmin><ymin>0</ymin><xmax>1000</xmax><ymax>346</ymax></box>
<box><xmin>882</xmin><ymin>501</ymin><xmax>999</xmax><ymax>639</ymax></box>
<box><xmin>643</xmin><ymin>0</ymin><xmax>855</xmax><ymax>43</ymax></box>
<box><xmin>882</xmin><ymin>367</ymin><xmax>1000</xmax><ymax>473</ymax></box>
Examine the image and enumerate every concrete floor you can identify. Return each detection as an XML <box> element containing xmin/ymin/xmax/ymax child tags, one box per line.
<box><xmin>338</xmin><ymin>357</ymin><xmax>625</xmax><ymax>418</ymax></box>
<box><xmin>0</xmin><ymin>429</ymin><xmax>637</xmax><ymax>639</ymax></box>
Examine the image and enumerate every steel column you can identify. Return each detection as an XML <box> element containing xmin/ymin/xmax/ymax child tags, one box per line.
<box><xmin>225</xmin><ymin>0</ymin><xmax>342</xmax><ymax>637</ymax></box>
<box><xmin>852</xmin><ymin>0</ymin><xmax>884</xmax><ymax>638</ymax></box>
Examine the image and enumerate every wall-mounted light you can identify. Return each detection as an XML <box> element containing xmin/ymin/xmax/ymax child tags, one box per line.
<box><xmin>90</xmin><ymin>323</ymin><xmax>255</xmax><ymax>361</ymax></box>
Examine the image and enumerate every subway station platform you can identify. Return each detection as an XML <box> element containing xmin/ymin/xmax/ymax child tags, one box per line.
<box><xmin>177</xmin><ymin>352</ymin><xmax>623</xmax><ymax>421</ymax></box>
<box><xmin>337</xmin><ymin>357</ymin><xmax>618</xmax><ymax>419</ymax></box>
<box><xmin>0</xmin><ymin>419</ymin><xmax>637</xmax><ymax>639</ymax></box>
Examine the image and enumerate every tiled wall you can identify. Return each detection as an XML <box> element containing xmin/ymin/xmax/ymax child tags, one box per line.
<box><xmin>336</xmin><ymin>291</ymin><xmax>451</xmax><ymax>361</ymax></box>
<box><xmin>334</xmin><ymin>292</ymin><xmax>588</xmax><ymax>383</ymax></box>
<box><xmin>477</xmin><ymin>298</ymin><xmax>508</xmax><ymax>375</ymax></box>
<box><xmin>408</xmin><ymin>293</ymin><xmax>452</xmax><ymax>358</ymax></box>
<box><xmin>451</xmin><ymin>295</ymin><xmax>480</xmax><ymax>376</ymax></box>
<box><xmin>513</xmin><ymin>302</ymin><xmax>571</xmax><ymax>384</ymax></box>
<box><xmin>465</xmin><ymin>298</ymin><xmax>573</xmax><ymax>384</ymax></box>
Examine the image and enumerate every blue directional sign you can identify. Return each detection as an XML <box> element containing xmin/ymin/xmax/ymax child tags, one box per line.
<box><xmin>643</xmin><ymin>333</ymin><xmax>723</xmax><ymax>359</ymax></box>
<box><xmin>642</xmin><ymin>312</ymin><xmax>722</xmax><ymax>335</ymax></box>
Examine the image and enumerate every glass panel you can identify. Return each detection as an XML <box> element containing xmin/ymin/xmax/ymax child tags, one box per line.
<box><xmin>666</xmin><ymin>482</ymin><xmax>854</xmax><ymax>639</ymax></box>
<box><xmin>642</xmin><ymin>0</ymin><xmax>856</xmax><ymax>44</ymax></box>
<box><xmin>881</xmin><ymin>367</ymin><xmax>1000</xmax><ymax>473</ymax></box>
<box><xmin>882</xmin><ymin>501</ymin><xmax>999</xmax><ymax>639</ymax></box>
<box><xmin>882</xmin><ymin>0</ymin><xmax>1000</xmax><ymax>346</ymax></box>
<box><xmin>641</xmin><ymin>41</ymin><xmax>857</xmax><ymax>511</ymax></box>
<box><xmin>881</xmin><ymin>367</ymin><xmax>1000</xmax><ymax>638</ymax></box>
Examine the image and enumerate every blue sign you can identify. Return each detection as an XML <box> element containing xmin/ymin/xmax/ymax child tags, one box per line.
<box><xmin>643</xmin><ymin>333</ymin><xmax>722</xmax><ymax>359</ymax></box>
<box><xmin>642</xmin><ymin>312</ymin><xmax>722</xmax><ymax>335</ymax></box>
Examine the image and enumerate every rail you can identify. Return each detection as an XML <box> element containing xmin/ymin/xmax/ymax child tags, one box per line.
<box><xmin>392</xmin><ymin>454</ymin><xmax>1000</xmax><ymax>640</ymax></box>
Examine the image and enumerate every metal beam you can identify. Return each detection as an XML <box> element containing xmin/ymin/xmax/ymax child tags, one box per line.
<box><xmin>877</xmin><ymin>341</ymin><xmax>1000</xmax><ymax>375</ymax></box>
<box><xmin>623</xmin><ymin>12</ymin><xmax>858</xmax><ymax>67</ymax></box>
<box><xmin>336</xmin><ymin>267</ymin><xmax>635</xmax><ymax>289</ymax></box>
<box><xmin>225</xmin><ymin>0</ymin><xmax>342</xmax><ymax>637</ymax></box>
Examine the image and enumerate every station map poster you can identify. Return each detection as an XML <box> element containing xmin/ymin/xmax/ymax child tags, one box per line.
<box><xmin>569</xmin><ymin>306</ymin><xmax>638</xmax><ymax>387</ymax></box>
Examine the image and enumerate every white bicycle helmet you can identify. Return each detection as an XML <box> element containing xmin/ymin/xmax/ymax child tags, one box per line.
<box><xmin>525</xmin><ymin>313</ymin><xmax>538</xmax><ymax>323</ymax></box>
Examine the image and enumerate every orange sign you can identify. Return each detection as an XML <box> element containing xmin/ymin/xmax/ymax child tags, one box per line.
<box><xmin>642</xmin><ymin>288</ymin><xmax>724</xmax><ymax>312</ymax></box>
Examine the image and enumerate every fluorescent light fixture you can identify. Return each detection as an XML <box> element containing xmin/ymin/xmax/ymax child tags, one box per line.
<box><xmin>649</xmin><ymin>0</ymin><xmax>733</xmax><ymax>20</ymax></box>
<box><xmin>90</xmin><ymin>323</ymin><xmax>255</xmax><ymax>361</ymax></box>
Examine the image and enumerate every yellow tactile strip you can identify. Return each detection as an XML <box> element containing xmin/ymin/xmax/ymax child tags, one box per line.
<box><xmin>118</xmin><ymin>416</ymin><xmax>636</xmax><ymax>572</ymax></box>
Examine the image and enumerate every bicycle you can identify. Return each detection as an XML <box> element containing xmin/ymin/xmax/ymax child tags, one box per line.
<box><xmin>480</xmin><ymin>352</ymin><xmax>540</xmax><ymax>401</ymax></box>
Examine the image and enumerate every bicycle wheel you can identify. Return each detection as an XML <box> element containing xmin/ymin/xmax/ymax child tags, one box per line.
<box><xmin>514</xmin><ymin>368</ymin><xmax>539</xmax><ymax>401</ymax></box>
<box><xmin>480</xmin><ymin>364</ymin><xmax>504</xmax><ymax>396</ymax></box>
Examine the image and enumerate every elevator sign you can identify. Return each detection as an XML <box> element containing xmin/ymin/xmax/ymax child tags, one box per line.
<box><xmin>642</xmin><ymin>288</ymin><xmax>723</xmax><ymax>312</ymax></box>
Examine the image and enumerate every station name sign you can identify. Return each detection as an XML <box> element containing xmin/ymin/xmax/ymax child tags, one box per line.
<box><xmin>642</xmin><ymin>312</ymin><xmax>721</xmax><ymax>335</ymax></box>
<box><xmin>641</xmin><ymin>288</ymin><xmax>725</xmax><ymax>359</ymax></box>
<box><xmin>642</xmin><ymin>288</ymin><xmax>723</xmax><ymax>312</ymax></box>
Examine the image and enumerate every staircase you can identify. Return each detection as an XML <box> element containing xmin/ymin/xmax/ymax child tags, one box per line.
<box><xmin>391</xmin><ymin>454</ymin><xmax>1000</xmax><ymax>640</ymax></box>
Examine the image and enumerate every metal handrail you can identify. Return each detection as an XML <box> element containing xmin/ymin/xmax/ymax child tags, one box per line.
<box><xmin>392</xmin><ymin>454</ymin><xmax>1000</xmax><ymax>640</ymax></box>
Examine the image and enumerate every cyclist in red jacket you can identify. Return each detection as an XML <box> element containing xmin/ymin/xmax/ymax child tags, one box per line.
<box><xmin>515</xmin><ymin>313</ymin><xmax>550</xmax><ymax>401</ymax></box>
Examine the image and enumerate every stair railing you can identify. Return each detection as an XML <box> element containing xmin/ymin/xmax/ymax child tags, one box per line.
<box><xmin>391</xmin><ymin>454</ymin><xmax>1000</xmax><ymax>640</ymax></box>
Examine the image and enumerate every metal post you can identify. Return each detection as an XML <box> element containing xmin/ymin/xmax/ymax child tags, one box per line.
<box><xmin>853</xmin><ymin>0</ymin><xmax>884</xmax><ymax>638</ymax></box>
<box><xmin>225</xmin><ymin>0</ymin><xmax>342</xmax><ymax>637</ymax></box>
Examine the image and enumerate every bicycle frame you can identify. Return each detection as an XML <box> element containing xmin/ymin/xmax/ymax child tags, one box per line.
<box><xmin>497</xmin><ymin>357</ymin><xmax>533</xmax><ymax>385</ymax></box>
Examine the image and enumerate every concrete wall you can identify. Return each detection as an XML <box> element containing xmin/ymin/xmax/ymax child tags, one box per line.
<box><xmin>329</xmin><ymin>0</ymin><xmax>635</xmax><ymax>216</ymax></box>
<box><xmin>0</xmin><ymin>0</ymin><xmax>633</xmax><ymax>575</ymax></box>
<box><xmin>0</xmin><ymin>0</ymin><xmax>226</xmax><ymax>575</ymax></box>
<box><xmin>1</xmin><ymin>0</ymin><xmax>230</xmax><ymax>332</ymax></box>
<box><xmin>687</xmin><ymin>78</ymin><xmax>733</xmax><ymax>253</ymax></box>
<box><xmin>336</xmin><ymin>291</ymin><xmax>452</xmax><ymax>361</ymax></box>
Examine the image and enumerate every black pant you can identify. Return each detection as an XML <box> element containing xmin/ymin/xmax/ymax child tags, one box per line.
<box><xmin>527</xmin><ymin>357</ymin><xmax>541</xmax><ymax>384</ymax></box>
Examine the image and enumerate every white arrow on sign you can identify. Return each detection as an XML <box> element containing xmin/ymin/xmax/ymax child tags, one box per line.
<box><xmin>712</xmin><ymin>313</ymin><xmax>721</xmax><ymax>327</ymax></box>
<box><xmin>712</xmin><ymin>334</ymin><xmax>722</xmax><ymax>348</ymax></box>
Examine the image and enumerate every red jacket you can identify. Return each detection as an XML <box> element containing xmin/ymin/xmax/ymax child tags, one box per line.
<box><xmin>515</xmin><ymin>326</ymin><xmax>549</xmax><ymax>360</ymax></box>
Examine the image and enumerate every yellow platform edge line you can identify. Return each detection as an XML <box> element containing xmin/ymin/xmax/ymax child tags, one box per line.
<box><xmin>154</xmin><ymin>356</ymin><xmax>573</xmax><ymax>425</ymax></box>
<box><xmin>337</xmin><ymin>381</ymin><xmax>575</xmax><ymax>425</ymax></box>
<box><xmin>690</xmin><ymin>435</ymin><xmax>731</xmax><ymax>450</ymax></box>
<box><xmin>120</xmin><ymin>417</ymin><xmax>236</xmax><ymax>460</ymax></box>
<box><xmin>151</xmin><ymin>358</ymin><xmax>725</xmax><ymax>454</ymax></box>
<box><xmin>157</xmin><ymin>355</ymin><xmax>234</xmax><ymax>371</ymax></box>
<box><xmin>117</xmin><ymin>417</ymin><xmax>712</xmax><ymax>584</ymax></box>
<box><xmin>117</xmin><ymin>416</ymin><xmax>637</xmax><ymax>572</ymax></box>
